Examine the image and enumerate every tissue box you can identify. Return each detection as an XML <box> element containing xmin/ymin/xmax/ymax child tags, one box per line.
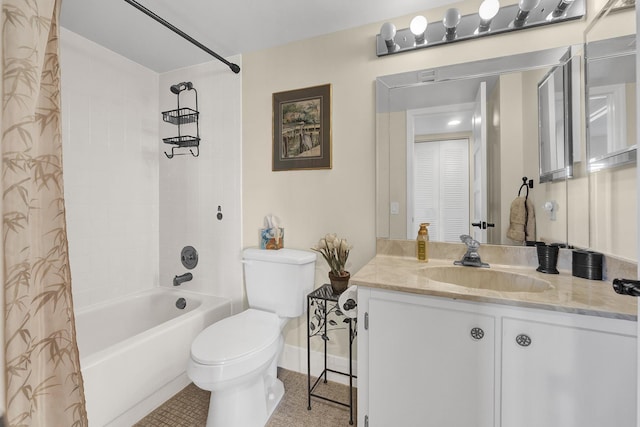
<box><xmin>260</xmin><ymin>228</ymin><xmax>284</xmax><ymax>250</ymax></box>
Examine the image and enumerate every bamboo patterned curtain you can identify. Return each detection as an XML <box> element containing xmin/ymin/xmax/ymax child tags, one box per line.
<box><xmin>2</xmin><ymin>0</ymin><xmax>88</xmax><ymax>425</ymax></box>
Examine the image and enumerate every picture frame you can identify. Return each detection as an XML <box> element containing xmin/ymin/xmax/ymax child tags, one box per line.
<box><xmin>272</xmin><ymin>84</ymin><xmax>332</xmax><ymax>171</ymax></box>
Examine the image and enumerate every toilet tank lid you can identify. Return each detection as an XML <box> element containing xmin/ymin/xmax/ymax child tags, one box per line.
<box><xmin>243</xmin><ymin>248</ymin><xmax>316</xmax><ymax>265</ymax></box>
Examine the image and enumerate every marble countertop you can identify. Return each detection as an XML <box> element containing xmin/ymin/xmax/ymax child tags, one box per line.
<box><xmin>351</xmin><ymin>255</ymin><xmax>638</xmax><ymax>321</ymax></box>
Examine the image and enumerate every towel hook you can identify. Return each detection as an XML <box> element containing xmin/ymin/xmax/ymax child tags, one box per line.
<box><xmin>518</xmin><ymin>176</ymin><xmax>534</xmax><ymax>198</ymax></box>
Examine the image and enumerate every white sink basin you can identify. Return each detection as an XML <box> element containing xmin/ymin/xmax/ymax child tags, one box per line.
<box><xmin>418</xmin><ymin>266</ymin><xmax>552</xmax><ymax>293</ymax></box>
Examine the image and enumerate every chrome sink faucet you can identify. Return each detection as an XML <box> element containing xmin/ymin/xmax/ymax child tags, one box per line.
<box><xmin>454</xmin><ymin>235</ymin><xmax>490</xmax><ymax>268</ymax></box>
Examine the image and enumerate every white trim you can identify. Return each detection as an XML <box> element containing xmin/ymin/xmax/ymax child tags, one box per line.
<box><xmin>278</xmin><ymin>343</ymin><xmax>358</xmax><ymax>387</ymax></box>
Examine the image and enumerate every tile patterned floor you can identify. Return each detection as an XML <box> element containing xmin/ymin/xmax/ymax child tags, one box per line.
<box><xmin>134</xmin><ymin>368</ymin><xmax>357</xmax><ymax>426</ymax></box>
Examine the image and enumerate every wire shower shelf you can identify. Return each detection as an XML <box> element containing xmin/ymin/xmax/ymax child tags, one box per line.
<box><xmin>162</xmin><ymin>84</ymin><xmax>200</xmax><ymax>158</ymax></box>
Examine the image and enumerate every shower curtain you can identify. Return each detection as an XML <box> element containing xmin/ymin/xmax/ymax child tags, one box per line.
<box><xmin>2</xmin><ymin>0</ymin><xmax>88</xmax><ymax>425</ymax></box>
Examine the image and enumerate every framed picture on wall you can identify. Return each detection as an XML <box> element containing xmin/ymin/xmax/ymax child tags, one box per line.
<box><xmin>272</xmin><ymin>84</ymin><xmax>332</xmax><ymax>171</ymax></box>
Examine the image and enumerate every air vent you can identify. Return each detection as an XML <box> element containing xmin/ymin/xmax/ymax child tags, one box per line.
<box><xmin>419</xmin><ymin>69</ymin><xmax>436</xmax><ymax>82</ymax></box>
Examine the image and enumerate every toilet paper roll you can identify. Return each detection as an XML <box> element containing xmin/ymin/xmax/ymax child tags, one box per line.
<box><xmin>338</xmin><ymin>286</ymin><xmax>358</xmax><ymax>318</ymax></box>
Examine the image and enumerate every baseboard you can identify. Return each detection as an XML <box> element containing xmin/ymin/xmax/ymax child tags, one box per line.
<box><xmin>278</xmin><ymin>344</ymin><xmax>358</xmax><ymax>387</ymax></box>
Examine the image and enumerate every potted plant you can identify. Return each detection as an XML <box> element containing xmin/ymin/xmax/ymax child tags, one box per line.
<box><xmin>312</xmin><ymin>233</ymin><xmax>352</xmax><ymax>294</ymax></box>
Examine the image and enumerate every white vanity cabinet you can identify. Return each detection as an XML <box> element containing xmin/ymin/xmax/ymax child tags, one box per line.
<box><xmin>501</xmin><ymin>315</ymin><xmax>636</xmax><ymax>427</ymax></box>
<box><xmin>357</xmin><ymin>287</ymin><xmax>637</xmax><ymax>427</ymax></box>
<box><xmin>365</xmin><ymin>289</ymin><xmax>496</xmax><ymax>426</ymax></box>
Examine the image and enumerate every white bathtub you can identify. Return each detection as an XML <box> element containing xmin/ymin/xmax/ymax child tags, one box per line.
<box><xmin>75</xmin><ymin>287</ymin><xmax>231</xmax><ymax>426</ymax></box>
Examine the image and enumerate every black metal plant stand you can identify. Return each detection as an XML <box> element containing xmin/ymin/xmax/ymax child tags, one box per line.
<box><xmin>307</xmin><ymin>284</ymin><xmax>357</xmax><ymax>425</ymax></box>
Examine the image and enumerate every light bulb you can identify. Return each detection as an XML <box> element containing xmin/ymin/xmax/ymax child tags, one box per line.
<box><xmin>380</xmin><ymin>22</ymin><xmax>398</xmax><ymax>53</ymax></box>
<box><xmin>513</xmin><ymin>0</ymin><xmax>539</xmax><ymax>27</ymax></box>
<box><xmin>443</xmin><ymin>8</ymin><xmax>461</xmax><ymax>29</ymax></box>
<box><xmin>443</xmin><ymin>8</ymin><xmax>461</xmax><ymax>41</ymax></box>
<box><xmin>410</xmin><ymin>15</ymin><xmax>428</xmax><ymax>45</ymax></box>
<box><xmin>479</xmin><ymin>0</ymin><xmax>500</xmax><ymax>20</ymax></box>
<box><xmin>380</xmin><ymin>22</ymin><xmax>396</xmax><ymax>41</ymax></box>
<box><xmin>477</xmin><ymin>0</ymin><xmax>500</xmax><ymax>32</ymax></box>
<box><xmin>410</xmin><ymin>15</ymin><xmax>428</xmax><ymax>36</ymax></box>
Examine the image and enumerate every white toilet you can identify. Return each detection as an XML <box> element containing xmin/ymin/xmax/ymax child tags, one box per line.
<box><xmin>187</xmin><ymin>248</ymin><xmax>316</xmax><ymax>427</ymax></box>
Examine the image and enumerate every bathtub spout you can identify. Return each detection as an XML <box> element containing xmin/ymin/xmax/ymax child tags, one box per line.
<box><xmin>173</xmin><ymin>272</ymin><xmax>193</xmax><ymax>286</ymax></box>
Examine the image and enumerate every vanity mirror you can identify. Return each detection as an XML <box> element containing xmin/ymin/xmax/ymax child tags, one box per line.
<box><xmin>375</xmin><ymin>0</ymin><xmax>637</xmax><ymax>260</ymax></box>
<box><xmin>585</xmin><ymin>7</ymin><xmax>636</xmax><ymax>171</ymax></box>
<box><xmin>377</xmin><ymin>46</ymin><xmax>580</xmax><ymax>247</ymax></box>
<box><xmin>584</xmin><ymin>0</ymin><xmax>637</xmax><ymax>260</ymax></box>
<box><xmin>585</xmin><ymin>35</ymin><xmax>636</xmax><ymax>171</ymax></box>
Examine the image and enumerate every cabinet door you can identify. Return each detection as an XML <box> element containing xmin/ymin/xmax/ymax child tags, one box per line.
<box><xmin>368</xmin><ymin>296</ymin><xmax>496</xmax><ymax>427</ymax></box>
<box><xmin>502</xmin><ymin>317</ymin><xmax>637</xmax><ymax>427</ymax></box>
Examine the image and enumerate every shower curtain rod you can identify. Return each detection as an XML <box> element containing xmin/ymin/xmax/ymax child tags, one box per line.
<box><xmin>123</xmin><ymin>0</ymin><xmax>241</xmax><ymax>74</ymax></box>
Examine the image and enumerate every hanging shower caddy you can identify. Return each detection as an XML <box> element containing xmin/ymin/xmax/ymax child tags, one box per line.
<box><xmin>162</xmin><ymin>81</ymin><xmax>200</xmax><ymax>158</ymax></box>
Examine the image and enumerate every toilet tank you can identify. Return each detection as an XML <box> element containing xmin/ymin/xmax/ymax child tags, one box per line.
<box><xmin>242</xmin><ymin>248</ymin><xmax>316</xmax><ymax>318</ymax></box>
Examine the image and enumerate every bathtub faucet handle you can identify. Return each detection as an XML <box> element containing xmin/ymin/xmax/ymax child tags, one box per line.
<box><xmin>173</xmin><ymin>272</ymin><xmax>193</xmax><ymax>286</ymax></box>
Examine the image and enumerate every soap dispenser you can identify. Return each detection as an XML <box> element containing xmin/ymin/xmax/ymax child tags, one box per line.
<box><xmin>417</xmin><ymin>223</ymin><xmax>430</xmax><ymax>262</ymax></box>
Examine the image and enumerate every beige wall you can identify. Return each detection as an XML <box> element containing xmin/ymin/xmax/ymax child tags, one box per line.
<box><xmin>487</xmin><ymin>78</ymin><xmax>502</xmax><ymax>244</ymax></box>
<box><xmin>388</xmin><ymin>111</ymin><xmax>407</xmax><ymax>238</ymax></box>
<box><xmin>242</xmin><ymin>0</ymin><xmax>623</xmax><ymax>357</ymax></box>
<box><xmin>499</xmin><ymin>73</ymin><xmax>524</xmax><ymax>244</ymax></box>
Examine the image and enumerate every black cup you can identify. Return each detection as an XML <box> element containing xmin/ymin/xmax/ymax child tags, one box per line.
<box><xmin>536</xmin><ymin>244</ymin><xmax>559</xmax><ymax>274</ymax></box>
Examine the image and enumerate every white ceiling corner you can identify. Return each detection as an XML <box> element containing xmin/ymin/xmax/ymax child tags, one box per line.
<box><xmin>60</xmin><ymin>0</ymin><xmax>460</xmax><ymax>73</ymax></box>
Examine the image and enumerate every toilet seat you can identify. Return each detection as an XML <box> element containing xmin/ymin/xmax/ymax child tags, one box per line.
<box><xmin>191</xmin><ymin>309</ymin><xmax>280</xmax><ymax>366</ymax></box>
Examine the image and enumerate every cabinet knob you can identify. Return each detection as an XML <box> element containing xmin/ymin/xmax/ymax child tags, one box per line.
<box><xmin>470</xmin><ymin>327</ymin><xmax>485</xmax><ymax>340</ymax></box>
<box><xmin>516</xmin><ymin>334</ymin><xmax>532</xmax><ymax>347</ymax></box>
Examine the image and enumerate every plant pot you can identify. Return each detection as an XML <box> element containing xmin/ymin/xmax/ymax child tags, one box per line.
<box><xmin>329</xmin><ymin>271</ymin><xmax>350</xmax><ymax>294</ymax></box>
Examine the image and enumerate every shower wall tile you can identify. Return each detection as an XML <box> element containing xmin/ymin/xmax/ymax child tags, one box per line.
<box><xmin>60</xmin><ymin>28</ymin><xmax>160</xmax><ymax>310</ymax></box>
<box><xmin>60</xmin><ymin>27</ymin><xmax>242</xmax><ymax>312</ymax></box>
<box><xmin>159</xmin><ymin>58</ymin><xmax>244</xmax><ymax>313</ymax></box>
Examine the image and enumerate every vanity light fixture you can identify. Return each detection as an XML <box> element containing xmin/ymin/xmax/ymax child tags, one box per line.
<box><xmin>443</xmin><ymin>8</ymin><xmax>461</xmax><ymax>41</ymax></box>
<box><xmin>410</xmin><ymin>15</ymin><xmax>428</xmax><ymax>45</ymax></box>
<box><xmin>513</xmin><ymin>0</ymin><xmax>541</xmax><ymax>27</ymax></box>
<box><xmin>477</xmin><ymin>0</ymin><xmax>500</xmax><ymax>33</ymax></box>
<box><xmin>375</xmin><ymin>0</ymin><xmax>584</xmax><ymax>57</ymax></box>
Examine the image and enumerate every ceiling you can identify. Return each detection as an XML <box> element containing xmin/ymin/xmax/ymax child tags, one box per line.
<box><xmin>59</xmin><ymin>0</ymin><xmax>459</xmax><ymax>73</ymax></box>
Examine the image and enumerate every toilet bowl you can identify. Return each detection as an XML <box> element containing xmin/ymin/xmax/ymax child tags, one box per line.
<box><xmin>187</xmin><ymin>310</ymin><xmax>284</xmax><ymax>427</ymax></box>
<box><xmin>187</xmin><ymin>248</ymin><xmax>316</xmax><ymax>427</ymax></box>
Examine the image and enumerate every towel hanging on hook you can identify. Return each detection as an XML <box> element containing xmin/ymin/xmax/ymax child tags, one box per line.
<box><xmin>509</xmin><ymin>177</ymin><xmax>536</xmax><ymax>242</ymax></box>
